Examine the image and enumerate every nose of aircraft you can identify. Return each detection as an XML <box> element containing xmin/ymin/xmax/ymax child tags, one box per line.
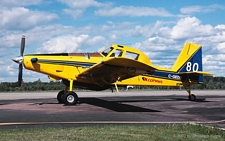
<box><xmin>12</xmin><ymin>56</ymin><xmax>23</xmax><ymax>64</ymax></box>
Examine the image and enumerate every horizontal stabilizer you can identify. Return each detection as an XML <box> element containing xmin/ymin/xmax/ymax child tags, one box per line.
<box><xmin>179</xmin><ymin>71</ymin><xmax>213</xmax><ymax>76</ymax></box>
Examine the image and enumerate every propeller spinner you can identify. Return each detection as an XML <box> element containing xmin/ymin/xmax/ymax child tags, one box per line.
<box><xmin>12</xmin><ymin>35</ymin><xmax>25</xmax><ymax>86</ymax></box>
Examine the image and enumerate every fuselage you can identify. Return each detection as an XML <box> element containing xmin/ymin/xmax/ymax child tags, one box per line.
<box><xmin>22</xmin><ymin>44</ymin><xmax>201</xmax><ymax>90</ymax></box>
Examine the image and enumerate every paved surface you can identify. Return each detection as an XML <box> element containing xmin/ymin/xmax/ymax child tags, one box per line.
<box><xmin>0</xmin><ymin>90</ymin><xmax>225</xmax><ymax>129</ymax></box>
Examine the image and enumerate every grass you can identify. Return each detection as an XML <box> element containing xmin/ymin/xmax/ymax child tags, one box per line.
<box><xmin>0</xmin><ymin>124</ymin><xmax>224</xmax><ymax>141</ymax></box>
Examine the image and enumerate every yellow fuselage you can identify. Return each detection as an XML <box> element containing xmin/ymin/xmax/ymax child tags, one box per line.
<box><xmin>23</xmin><ymin>44</ymin><xmax>184</xmax><ymax>90</ymax></box>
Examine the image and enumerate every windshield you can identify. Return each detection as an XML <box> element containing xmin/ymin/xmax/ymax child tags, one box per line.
<box><xmin>101</xmin><ymin>47</ymin><xmax>113</xmax><ymax>57</ymax></box>
<box><xmin>110</xmin><ymin>49</ymin><xmax>123</xmax><ymax>57</ymax></box>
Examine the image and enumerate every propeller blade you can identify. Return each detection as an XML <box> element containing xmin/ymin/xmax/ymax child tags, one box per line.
<box><xmin>20</xmin><ymin>35</ymin><xmax>25</xmax><ymax>56</ymax></box>
<box><xmin>18</xmin><ymin>64</ymin><xmax>23</xmax><ymax>87</ymax></box>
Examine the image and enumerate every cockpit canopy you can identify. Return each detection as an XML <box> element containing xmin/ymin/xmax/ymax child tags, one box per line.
<box><xmin>100</xmin><ymin>44</ymin><xmax>152</xmax><ymax>65</ymax></box>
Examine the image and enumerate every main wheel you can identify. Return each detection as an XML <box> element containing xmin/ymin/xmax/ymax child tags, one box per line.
<box><xmin>57</xmin><ymin>90</ymin><xmax>65</xmax><ymax>103</ymax></box>
<box><xmin>63</xmin><ymin>91</ymin><xmax>78</xmax><ymax>105</ymax></box>
<box><xmin>188</xmin><ymin>94</ymin><xmax>196</xmax><ymax>101</ymax></box>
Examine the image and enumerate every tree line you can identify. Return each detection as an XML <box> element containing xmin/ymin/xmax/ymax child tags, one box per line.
<box><xmin>0</xmin><ymin>79</ymin><xmax>64</xmax><ymax>92</ymax></box>
<box><xmin>0</xmin><ymin>76</ymin><xmax>224</xmax><ymax>92</ymax></box>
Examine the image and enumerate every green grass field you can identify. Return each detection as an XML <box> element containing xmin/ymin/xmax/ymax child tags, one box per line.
<box><xmin>0</xmin><ymin>124</ymin><xmax>224</xmax><ymax>141</ymax></box>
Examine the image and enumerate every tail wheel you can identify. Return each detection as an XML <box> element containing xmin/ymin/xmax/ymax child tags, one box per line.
<box><xmin>57</xmin><ymin>90</ymin><xmax>65</xmax><ymax>103</ymax></box>
<box><xmin>188</xmin><ymin>94</ymin><xmax>196</xmax><ymax>101</ymax></box>
<box><xmin>63</xmin><ymin>92</ymin><xmax>78</xmax><ymax>105</ymax></box>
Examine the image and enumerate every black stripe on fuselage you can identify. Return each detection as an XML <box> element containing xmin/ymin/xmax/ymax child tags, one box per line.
<box><xmin>38</xmin><ymin>59</ymin><xmax>96</xmax><ymax>67</ymax></box>
<box><xmin>25</xmin><ymin>53</ymin><xmax>69</xmax><ymax>56</ymax></box>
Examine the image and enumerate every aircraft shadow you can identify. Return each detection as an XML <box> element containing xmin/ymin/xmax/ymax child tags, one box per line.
<box><xmin>0</xmin><ymin>95</ymin><xmax>212</xmax><ymax>112</ymax></box>
<box><xmin>90</xmin><ymin>95</ymin><xmax>209</xmax><ymax>103</ymax></box>
<box><xmin>173</xmin><ymin>98</ymin><xmax>209</xmax><ymax>102</ymax></box>
<box><xmin>78</xmin><ymin>98</ymin><xmax>160</xmax><ymax>112</ymax></box>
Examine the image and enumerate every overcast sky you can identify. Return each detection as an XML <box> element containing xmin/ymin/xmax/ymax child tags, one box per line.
<box><xmin>1</xmin><ymin>0</ymin><xmax>225</xmax><ymax>82</ymax></box>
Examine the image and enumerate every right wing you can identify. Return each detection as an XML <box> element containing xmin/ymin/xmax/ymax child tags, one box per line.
<box><xmin>77</xmin><ymin>57</ymin><xmax>156</xmax><ymax>86</ymax></box>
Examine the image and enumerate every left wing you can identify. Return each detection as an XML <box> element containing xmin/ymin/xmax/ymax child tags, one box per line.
<box><xmin>78</xmin><ymin>57</ymin><xmax>156</xmax><ymax>86</ymax></box>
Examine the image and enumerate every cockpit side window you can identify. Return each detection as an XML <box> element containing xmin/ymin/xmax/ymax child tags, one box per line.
<box><xmin>110</xmin><ymin>49</ymin><xmax>123</xmax><ymax>57</ymax></box>
<box><xmin>101</xmin><ymin>47</ymin><xmax>114</xmax><ymax>57</ymax></box>
<box><xmin>125</xmin><ymin>51</ymin><xmax>139</xmax><ymax>60</ymax></box>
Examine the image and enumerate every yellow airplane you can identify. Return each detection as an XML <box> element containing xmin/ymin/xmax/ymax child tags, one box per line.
<box><xmin>12</xmin><ymin>35</ymin><xmax>212</xmax><ymax>105</ymax></box>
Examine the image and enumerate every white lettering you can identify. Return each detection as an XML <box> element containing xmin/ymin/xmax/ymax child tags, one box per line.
<box><xmin>186</xmin><ymin>62</ymin><xmax>199</xmax><ymax>72</ymax></box>
<box><xmin>168</xmin><ymin>74</ymin><xmax>180</xmax><ymax>80</ymax></box>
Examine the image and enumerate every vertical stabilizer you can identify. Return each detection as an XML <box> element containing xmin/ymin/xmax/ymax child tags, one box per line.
<box><xmin>171</xmin><ymin>43</ymin><xmax>202</xmax><ymax>73</ymax></box>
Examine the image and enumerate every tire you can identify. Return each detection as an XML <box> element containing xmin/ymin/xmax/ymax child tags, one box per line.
<box><xmin>188</xmin><ymin>94</ymin><xmax>196</xmax><ymax>101</ymax></box>
<box><xmin>57</xmin><ymin>90</ymin><xmax>65</xmax><ymax>103</ymax></box>
<box><xmin>63</xmin><ymin>92</ymin><xmax>78</xmax><ymax>105</ymax></box>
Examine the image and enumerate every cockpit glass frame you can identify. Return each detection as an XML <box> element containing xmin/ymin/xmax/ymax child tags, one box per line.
<box><xmin>125</xmin><ymin>51</ymin><xmax>139</xmax><ymax>60</ymax></box>
<box><xmin>110</xmin><ymin>49</ymin><xmax>123</xmax><ymax>57</ymax></box>
<box><xmin>101</xmin><ymin>47</ymin><xmax>114</xmax><ymax>57</ymax></box>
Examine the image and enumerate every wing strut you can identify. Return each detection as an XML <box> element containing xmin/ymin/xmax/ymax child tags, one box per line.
<box><xmin>114</xmin><ymin>82</ymin><xmax>119</xmax><ymax>93</ymax></box>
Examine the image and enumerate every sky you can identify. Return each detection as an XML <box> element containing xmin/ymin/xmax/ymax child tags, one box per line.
<box><xmin>1</xmin><ymin>0</ymin><xmax>225</xmax><ymax>82</ymax></box>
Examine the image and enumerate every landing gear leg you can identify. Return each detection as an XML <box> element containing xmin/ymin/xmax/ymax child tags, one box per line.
<box><xmin>63</xmin><ymin>79</ymin><xmax>78</xmax><ymax>105</ymax></box>
<box><xmin>183</xmin><ymin>82</ymin><xmax>196</xmax><ymax>101</ymax></box>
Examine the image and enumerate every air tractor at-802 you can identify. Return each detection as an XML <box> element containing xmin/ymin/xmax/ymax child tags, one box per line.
<box><xmin>12</xmin><ymin>36</ymin><xmax>212</xmax><ymax>105</ymax></box>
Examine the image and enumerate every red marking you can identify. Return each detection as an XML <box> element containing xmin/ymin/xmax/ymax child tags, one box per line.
<box><xmin>142</xmin><ymin>77</ymin><xmax>163</xmax><ymax>83</ymax></box>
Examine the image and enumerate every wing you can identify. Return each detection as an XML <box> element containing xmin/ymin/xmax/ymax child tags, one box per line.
<box><xmin>78</xmin><ymin>57</ymin><xmax>156</xmax><ymax>86</ymax></box>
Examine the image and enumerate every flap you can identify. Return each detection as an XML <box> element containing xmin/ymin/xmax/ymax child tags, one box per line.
<box><xmin>78</xmin><ymin>57</ymin><xmax>156</xmax><ymax>85</ymax></box>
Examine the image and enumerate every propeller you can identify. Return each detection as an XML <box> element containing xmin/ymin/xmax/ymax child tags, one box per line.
<box><xmin>20</xmin><ymin>35</ymin><xmax>25</xmax><ymax>56</ymax></box>
<box><xmin>12</xmin><ymin>35</ymin><xmax>25</xmax><ymax>86</ymax></box>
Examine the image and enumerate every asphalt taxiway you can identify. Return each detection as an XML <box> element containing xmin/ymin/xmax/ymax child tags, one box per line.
<box><xmin>0</xmin><ymin>90</ymin><xmax>225</xmax><ymax>129</ymax></box>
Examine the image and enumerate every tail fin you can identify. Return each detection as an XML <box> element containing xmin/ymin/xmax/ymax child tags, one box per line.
<box><xmin>171</xmin><ymin>42</ymin><xmax>202</xmax><ymax>73</ymax></box>
<box><xmin>171</xmin><ymin>42</ymin><xmax>212</xmax><ymax>83</ymax></box>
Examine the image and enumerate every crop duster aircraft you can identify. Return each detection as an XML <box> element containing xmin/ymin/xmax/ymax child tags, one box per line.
<box><xmin>12</xmin><ymin>35</ymin><xmax>212</xmax><ymax>105</ymax></box>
